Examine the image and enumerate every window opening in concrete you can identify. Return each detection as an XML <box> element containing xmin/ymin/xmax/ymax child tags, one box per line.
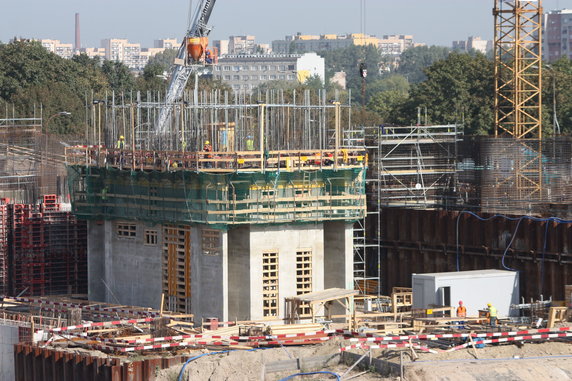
<box><xmin>202</xmin><ymin>229</ymin><xmax>221</xmax><ymax>256</ymax></box>
<box><xmin>144</xmin><ymin>229</ymin><xmax>158</xmax><ymax>246</ymax></box>
<box><xmin>262</xmin><ymin>251</ymin><xmax>279</xmax><ymax>317</ymax></box>
<box><xmin>296</xmin><ymin>250</ymin><xmax>312</xmax><ymax>317</ymax></box>
<box><xmin>116</xmin><ymin>223</ymin><xmax>136</xmax><ymax>238</ymax></box>
<box><xmin>163</xmin><ymin>225</ymin><xmax>192</xmax><ymax>314</ymax></box>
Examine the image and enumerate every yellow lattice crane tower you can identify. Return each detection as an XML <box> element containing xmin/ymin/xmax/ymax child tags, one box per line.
<box><xmin>493</xmin><ymin>0</ymin><xmax>544</xmax><ymax>203</ymax></box>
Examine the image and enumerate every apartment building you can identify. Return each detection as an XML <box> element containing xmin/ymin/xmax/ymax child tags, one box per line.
<box><xmin>154</xmin><ymin>39</ymin><xmax>179</xmax><ymax>50</ymax></box>
<box><xmin>544</xmin><ymin>9</ymin><xmax>572</xmax><ymax>62</ymax></box>
<box><xmin>378</xmin><ymin>35</ymin><xmax>416</xmax><ymax>56</ymax></box>
<box><xmin>452</xmin><ymin>36</ymin><xmax>492</xmax><ymax>54</ymax></box>
<box><xmin>272</xmin><ymin>33</ymin><xmax>417</xmax><ymax>56</ymax></box>
<box><xmin>213</xmin><ymin>53</ymin><xmax>325</xmax><ymax>93</ymax></box>
<box><xmin>40</xmin><ymin>40</ymin><xmax>74</xmax><ymax>59</ymax></box>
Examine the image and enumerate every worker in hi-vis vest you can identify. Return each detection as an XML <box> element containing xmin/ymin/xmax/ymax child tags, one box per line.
<box><xmin>456</xmin><ymin>300</ymin><xmax>467</xmax><ymax>318</ymax></box>
<box><xmin>246</xmin><ymin>136</ymin><xmax>254</xmax><ymax>151</ymax></box>
<box><xmin>116</xmin><ymin>135</ymin><xmax>125</xmax><ymax>149</ymax></box>
<box><xmin>487</xmin><ymin>303</ymin><xmax>497</xmax><ymax>328</ymax></box>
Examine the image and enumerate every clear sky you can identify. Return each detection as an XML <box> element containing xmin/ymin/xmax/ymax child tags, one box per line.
<box><xmin>0</xmin><ymin>0</ymin><xmax>569</xmax><ymax>48</ymax></box>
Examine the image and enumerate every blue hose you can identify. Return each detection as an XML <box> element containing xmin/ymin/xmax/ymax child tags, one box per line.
<box><xmin>278</xmin><ymin>371</ymin><xmax>341</xmax><ymax>381</ymax></box>
<box><xmin>455</xmin><ymin>211</ymin><xmax>572</xmax><ymax>275</ymax></box>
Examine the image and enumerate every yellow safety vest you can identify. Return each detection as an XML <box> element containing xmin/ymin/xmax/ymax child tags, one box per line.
<box><xmin>488</xmin><ymin>306</ymin><xmax>497</xmax><ymax>317</ymax></box>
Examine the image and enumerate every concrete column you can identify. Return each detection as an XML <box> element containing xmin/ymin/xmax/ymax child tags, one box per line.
<box><xmin>228</xmin><ymin>226</ymin><xmax>251</xmax><ymax>320</ymax></box>
<box><xmin>191</xmin><ymin>227</ymin><xmax>228</xmax><ymax>322</ymax></box>
<box><xmin>324</xmin><ymin>221</ymin><xmax>353</xmax><ymax>289</ymax></box>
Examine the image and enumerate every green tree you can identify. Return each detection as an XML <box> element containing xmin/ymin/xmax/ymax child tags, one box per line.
<box><xmin>388</xmin><ymin>52</ymin><xmax>494</xmax><ymax>135</ymax></box>
<box><xmin>101</xmin><ymin>60</ymin><xmax>135</xmax><ymax>93</ymax></box>
<box><xmin>146</xmin><ymin>48</ymin><xmax>178</xmax><ymax>72</ymax></box>
<box><xmin>544</xmin><ymin>59</ymin><xmax>572</xmax><ymax>134</ymax></box>
<box><xmin>395</xmin><ymin>45</ymin><xmax>452</xmax><ymax>83</ymax></box>
<box><xmin>319</xmin><ymin>45</ymin><xmax>384</xmax><ymax>105</ymax></box>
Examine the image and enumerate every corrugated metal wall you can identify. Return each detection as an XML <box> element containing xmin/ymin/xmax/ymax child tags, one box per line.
<box><xmin>380</xmin><ymin>207</ymin><xmax>572</xmax><ymax>301</ymax></box>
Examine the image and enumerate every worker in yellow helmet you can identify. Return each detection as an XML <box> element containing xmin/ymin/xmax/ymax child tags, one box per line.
<box><xmin>116</xmin><ymin>135</ymin><xmax>125</xmax><ymax>149</ymax></box>
<box><xmin>487</xmin><ymin>303</ymin><xmax>497</xmax><ymax>329</ymax></box>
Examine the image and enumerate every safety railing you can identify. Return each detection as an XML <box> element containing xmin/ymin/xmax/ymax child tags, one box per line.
<box><xmin>65</xmin><ymin>146</ymin><xmax>368</xmax><ymax>173</ymax></box>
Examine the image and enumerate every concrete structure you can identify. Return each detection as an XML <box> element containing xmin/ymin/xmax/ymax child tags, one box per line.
<box><xmin>452</xmin><ymin>36</ymin><xmax>493</xmax><ymax>54</ymax></box>
<box><xmin>229</xmin><ymin>35</ymin><xmax>257</xmax><ymax>54</ymax></box>
<box><xmin>214</xmin><ymin>39</ymin><xmax>229</xmax><ymax>55</ymax></box>
<box><xmin>75</xmin><ymin>13</ymin><xmax>80</xmax><ymax>52</ymax></box>
<box><xmin>0</xmin><ymin>325</ymin><xmax>18</xmax><ymax>381</ymax></box>
<box><xmin>86</xmin><ymin>220</ymin><xmax>354</xmax><ymax>322</ymax></box>
<box><xmin>378</xmin><ymin>35</ymin><xmax>415</xmax><ymax>56</ymax></box>
<box><xmin>213</xmin><ymin>53</ymin><xmax>325</xmax><ymax>92</ymax></box>
<box><xmin>272</xmin><ymin>33</ymin><xmax>416</xmax><ymax>55</ymax></box>
<box><xmin>154</xmin><ymin>38</ymin><xmax>179</xmax><ymax>49</ymax></box>
<box><xmin>101</xmin><ymin>38</ymin><xmax>168</xmax><ymax>71</ymax></box>
<box><xmin>101</xmin><ymin>38</ymin><xmax>146</xmax><ymax>70</ymax></box>
<box><xmin>66</xmin><ymin>96</ymin><xmax>365</xmax><ymax>323</ymax></box>
<box><xmin>40</xmin><ymin>39</ymin><xmax>74</xmax><ymax>59</ymax></box>
<box><xmin>81</xmin><ymin>47</ymin><xmax>106</xmax><ymax>60</ymax></box>
<box><xmin>544</xmin><ymin>9</ymin><xmax>572</xmax><ymax>62</ymax></box>
<box><xmin>272</xmin><ymin>33</ymin><xmax>382</xmax><ymax>54</ymax></box>
<box><xmin>412</xmin><ymin>269</ymin><xmax>519</xmax><ymax>317</ymax></box>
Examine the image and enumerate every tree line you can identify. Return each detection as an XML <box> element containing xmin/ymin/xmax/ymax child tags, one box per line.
<box><xmin>1</xmin><ymin>40</ymin><xmax>571</xmax><ymax>136</ymax></box>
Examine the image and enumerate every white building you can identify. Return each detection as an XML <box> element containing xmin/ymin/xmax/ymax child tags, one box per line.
<box><xmin>154</xmin><ymin>38</ymin><xmax>179</xmax><ymax>49</ymax></box>
<box><xmin>452</xmin><ymin>36</ymin><xmax>493</xmax><ymax>54</ymax></box>
<box><xmin>40</xmin><ymin>39</ymin><xmax>74</xmax><ymax>59</ymax></box>
<box><xmin>213</xmin><ymin>53</ymin><xmax>325</xmax><ymax>93</ymax></box>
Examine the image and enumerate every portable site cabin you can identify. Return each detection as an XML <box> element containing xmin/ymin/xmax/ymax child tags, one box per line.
<box><xmin>412</xmin><ymin>269</ymin><xmax>519</xmax><ymax>317</ymax></box>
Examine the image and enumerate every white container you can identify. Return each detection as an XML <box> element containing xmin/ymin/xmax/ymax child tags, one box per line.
<box><xmin>412</xmin><ymin>269</ymin><xmax>519</xmax><ymax>317</ymax></box>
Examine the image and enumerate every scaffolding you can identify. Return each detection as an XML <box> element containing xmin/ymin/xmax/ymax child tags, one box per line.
<box><xmin>0</xmin><ymin>197</ymin><xmax>88</xmax><ymax>297</ymax></box>
<box><xmin>350</xmin><ymin>124</ymin><xmax>462</xmax><ymax>296</ymax></box>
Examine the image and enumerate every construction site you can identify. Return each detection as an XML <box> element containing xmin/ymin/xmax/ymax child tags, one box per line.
<box><xmin>4</xmin><ymin>0</ymin><xmax>572</xmax><ymax>380</ymax></box>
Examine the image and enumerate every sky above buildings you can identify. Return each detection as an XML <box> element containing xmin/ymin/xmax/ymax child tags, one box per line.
<box><xmin>0</xmin><ymin>0</ymin><xmax>569</xmax><ymax>48</ymax></box>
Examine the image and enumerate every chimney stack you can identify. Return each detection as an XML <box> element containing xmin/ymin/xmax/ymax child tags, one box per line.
<box><xmin>75</xmin><ymin>13</ymin><xmax>81</xmax><ymax>52</ymax></box>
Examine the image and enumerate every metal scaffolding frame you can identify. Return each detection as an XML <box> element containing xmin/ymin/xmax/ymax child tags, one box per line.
<box><xmin>493</xmin><ymin>0</ymin><xmax>543</xmax><ymax>201</ymax></box>
<box><xmin>349</xmin><ymin>124</ymin><xmax>462</xmax><ymax>296</ymax></box>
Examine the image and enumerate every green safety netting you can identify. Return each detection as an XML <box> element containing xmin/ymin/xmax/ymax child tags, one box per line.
<box><xmin>66</xmin><ymin>166</ymin><xmax>366</xmax><ymax>228</ymax></box>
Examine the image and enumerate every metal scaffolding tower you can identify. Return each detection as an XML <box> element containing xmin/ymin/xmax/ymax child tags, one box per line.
<box><xmin>493</xmin><ymin>0</ymin><xmax>543</xmax><ymax>200</ymax></box>
<box><xmin>349</xmin><ymin>124</ymin><xmax>461</xmax><ymax>296</ymax></box>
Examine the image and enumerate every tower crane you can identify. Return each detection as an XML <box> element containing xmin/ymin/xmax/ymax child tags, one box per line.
<box><xmin>156</xmin><ymin>0</ymin><xmax>217</xmax><ymax>135</ymax></box>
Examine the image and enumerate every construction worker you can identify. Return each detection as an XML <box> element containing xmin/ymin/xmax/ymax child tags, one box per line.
<box><xmin>456</xmin><ymin>301</ymin><xmax>467</xmax><ymax>318</ymax></box>
<box><xmin>487</xmin><ymin>303</ymin><xmax>497</xmax><ymax>328</ymax></box>
<box><xmin>203</xmin><ymin>140</ymin><xmax>213</xmax><ymax>168</ymax></box>
<box><xmin>246</xmin><ymin>136</ymin><xmax>254</xmax><ymax>151</ymax></box>
<box><xmin>116</xmin><ymin>136</ymin><xmax>125</xmax><ymax>149</ymax></box>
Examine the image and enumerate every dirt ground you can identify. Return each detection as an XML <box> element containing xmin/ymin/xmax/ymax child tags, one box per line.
<box><xmin>156</xmin><ymin>339</ymin><xmax>386</xmax><ymax>381</ymax></box>
<box><xmin>156</xmin><ymin>340</ymin><xmax>572</xmax><ymax>381</ymax></box>
<box><xmin>395</xmin><ymin>341</ymin><xmax>572</xmax><ymax>381</ymax></box>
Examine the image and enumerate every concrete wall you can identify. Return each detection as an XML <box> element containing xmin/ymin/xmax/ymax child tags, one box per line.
<box><xmin>87</xmin><ymin>221</ymin><xmax>106</xmax><ymax>302</ymax></box>
<box><xmin>191</xmin><ymin>227</ymin><xmax>228</xmax><ymax>322</ymax></box>
<box><xmin>229</xmin><ymin>224</ymin><xmax>328</xmax><ymax>320</ymax></box>
<box><xmin>88</xmin><ymin>220</ymin><xmax>163</xmax><ymax>309</ymax></box>
<box><xmin>0</xmin><ymin>325</ymin><xmax>18</xmax><ymax>381</ymax></box>
<box><xmin>88</xmin><ymin>219</ymin><xmax>354</xmax><ymax>322</ymax></box>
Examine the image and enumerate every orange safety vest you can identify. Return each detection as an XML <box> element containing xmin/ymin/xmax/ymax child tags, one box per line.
<box><xmin>457</xmin><ymin>306</ymin><xmax>467</xmax><ymax>317</ymax></box>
